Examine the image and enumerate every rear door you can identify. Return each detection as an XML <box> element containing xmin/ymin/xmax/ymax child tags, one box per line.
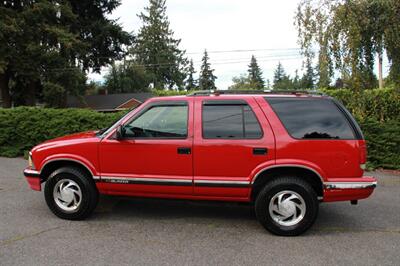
<box><xmin>193</xmin><ymin>97</ymin><xmax>275</xmax><ymax>198</ymax></box>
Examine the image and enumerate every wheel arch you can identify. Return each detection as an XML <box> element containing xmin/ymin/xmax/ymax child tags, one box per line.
<box><xmin>250</xmin><ymin>165</ymin><xmax>324</xmax><ymax>201</ymax></box>
<box><xmin>39</xmin><ymin>158</ymin><xmax>97</xmax><ymax>182</ymax></box>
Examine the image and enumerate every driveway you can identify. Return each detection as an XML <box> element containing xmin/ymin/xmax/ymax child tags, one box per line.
<box><xmin>0</xmin><ymin>157</ymin><xmax>399</xmax><ymax>265</ymax></box>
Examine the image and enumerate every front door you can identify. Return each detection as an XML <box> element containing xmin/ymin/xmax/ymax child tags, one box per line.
<box><xmin>99</xmin><ymin>100</ymin><xmax>193</xmax><ymax>196</ymax></box>
<box><xmin>193</xmin><ymin>97</ymin><xmax>275</xmax><ymax>198</ymax></box>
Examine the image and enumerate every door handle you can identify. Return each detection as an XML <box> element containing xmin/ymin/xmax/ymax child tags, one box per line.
<box><xmin>253</xmin><ymin>148</ymin><xmax>268</xmax><ymax>155</ymax></box>
<box><xmin>177</xmin><ymin>147</ymin><xmax>191</xmax><ymax>155</ymax></box>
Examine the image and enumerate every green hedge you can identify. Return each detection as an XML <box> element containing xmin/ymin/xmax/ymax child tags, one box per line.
<box><xmin>323</xmin><ymin>88</ymin><xmax>400</xmax><ymax>169</ymax></box>
<box><xmin>0</xmin><ymin>88</ymin><xmax>399</xmax><ymax>169</ymax></box>
<box><xmin>358</xmin><ymin>119</ymin><xmax>400</xmax><ymax>169</ymax></box>
<box><xmin>322</xmin><ymin>87</ymin><xmax>400</xmax><ymax>122</ymax></box>
<box><xmin>0</xmin><ymin>107</ymin><xmax>123</xmax><ymax>157</ymax></box>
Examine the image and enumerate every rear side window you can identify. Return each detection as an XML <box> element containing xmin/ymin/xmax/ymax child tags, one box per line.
<box><xmin>266</xmin><ymin>98</ymin><xmax>355</xmax><ymax>139</ymax></box>
<box><xmin>202</xmin><ymin>101</ymin><xmax>263</xmax><ymax>139</ymax></box>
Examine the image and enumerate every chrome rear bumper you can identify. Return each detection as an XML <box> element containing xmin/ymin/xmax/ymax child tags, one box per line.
<box><xmin>324</xmin><ymin>181</ymin><xmax>377</xmax><ymax>190</ymax></box>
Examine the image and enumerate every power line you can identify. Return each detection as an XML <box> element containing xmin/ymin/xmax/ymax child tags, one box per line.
<box><xmin>44</xmin><ymin>54</ymin><xmax>304</xmax><ymax>72</ymax></box>
<box><xmin>41</xmin><ymin>49</ymin><xmax>306</xmax><ymax>72</ymax></box>
<box><xmin>187</xmin><ymin>48</ymin><xmax>302</xmax><ymax>55</ymax></box>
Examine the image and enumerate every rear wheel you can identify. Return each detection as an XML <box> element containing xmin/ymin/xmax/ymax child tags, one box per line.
<box><xmin>44</xmin><ymin>167</ymin><xmax>98</xmax><ymax>220</ymax></box>
<box><xmin>255</xmin><ymin>177</ymin><xmax>319</xmax><ymax>236</ymax></box>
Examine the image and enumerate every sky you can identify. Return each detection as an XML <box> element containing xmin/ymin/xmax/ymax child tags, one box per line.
<box><xmin>88</xmin><ymin>0</ymin><xmax>387</xmax><ymax>89</ymax></box>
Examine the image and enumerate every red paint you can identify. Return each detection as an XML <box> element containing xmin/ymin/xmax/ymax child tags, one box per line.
<box><xmin>25</xmin><ymin>176</ymin><xmax>41</xmax><ymax>191</ymax></box>
<box><xmin>25</xmin><ymin>94</ymin><xmax>376</xmax><ymax>203</ymax></box>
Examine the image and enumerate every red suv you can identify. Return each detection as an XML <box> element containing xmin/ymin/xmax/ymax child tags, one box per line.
<box><xmin>24</xmin><ymin>91</ymin><xmax>377</xmax><ymax>236</ymax></box>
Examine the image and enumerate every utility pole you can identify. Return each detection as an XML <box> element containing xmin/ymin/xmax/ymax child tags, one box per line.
<box><xmin>378</xmin><ymin>52</ymin><xmax>383</xmax><ymax>89</ymax></box>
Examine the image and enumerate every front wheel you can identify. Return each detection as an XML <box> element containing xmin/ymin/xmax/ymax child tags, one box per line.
<box><xmin>44</xmin><ymin>167</ymin><xmax>98</xmax><ymax>220</ymax></box>
<box><xmin>255</xmin><ymin>177</ymin><xmax>319</xmax><ymax>236</ymax></box>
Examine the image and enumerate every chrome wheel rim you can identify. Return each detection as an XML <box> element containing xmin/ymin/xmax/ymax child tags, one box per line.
<box><xmin>53</xmin><ymin>179</ymin><xmax>82</xmax><ymax>213</ymax></box>
<box><xmin>269</xmin><ymin>190</ymin><xmax>306</xmax><ymax>227</ymax></box>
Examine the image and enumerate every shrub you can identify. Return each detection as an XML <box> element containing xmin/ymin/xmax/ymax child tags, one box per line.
<box><xmin>0</xmin><ymin>88</ymin><xmax>399</xmax><ymax>169</ymax></box>
<box><xmin>0</xmin><ymin>107</ymin><xmax>124</xmax><ymax>157</ymax></box>
<box><xmin>359</xmin><ymin>118</ymin><xmax>400</xmax><ymax>170</ymax></box>
<box><xmin>151</xmin><ymin>89</ymin><xmax>188</xmax><ymax>97</ymax></box>
<box><xmin>322</xmin><ymin>87</ymin><xmax>400</xmax><ymax>122</ymax></box>
<box><xmin>322</xmin><ymin>88</ymin><xmax>400</xmax><ymax>169</ymax></box>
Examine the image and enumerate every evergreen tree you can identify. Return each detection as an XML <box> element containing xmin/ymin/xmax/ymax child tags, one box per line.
<box><xmin>266</xmin><ymin>79</ymin><xmax>271</xmax><ymax>90</ymax></box>
<box><xmin>198</xmin><ymin>50</ymin><xmax>217</xmax><ymax>90</ymax></box>
<box><xmin>184</xmin><ymin>59</ymin><xmax>197</xmax><ymax>91</ymax></box>
<box><xmin>273</xmin><ymin>62</ymin><xmax>285</xmax><ymax>89</ymax></box>
<box><xmin>0</xmin><ymin>0</ymin><xmax>132</xmax><ymax>107</ymax></box>
<box><xmin>292</xmin><ymin>70</ymin><xmax>301</xmax><ymax>90</ymax></box>
<box><xmin>247</xmin><ymin>55</ymin><xmax>265</xmax><ymax>89</ymax></box>
<box><xmin>104</xmin><ymin>61</ymin><xmax>151</xmax><ymax>93</ymax></box>
<box><xmin>300</xmin><ymin>58</ymin><xmax>315</xmax><ymax>89</ymax></box>
<box><xmin>132</xmin><ymin>0</ymin><xmax>187</xmax><ymax>90</ymax></box>
<box><xmin>273</xmin><ymin>62</ymin><xmax>294</xmax><ymax>90</ymax></box>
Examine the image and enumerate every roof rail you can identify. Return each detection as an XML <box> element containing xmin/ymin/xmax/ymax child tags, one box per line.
<box><xmin>187</xmin><ymin>90</ymin><xmax>325</xmax><ymax>96</ymax></box>
<box><xmin>187</xmin><ymin>90</ymin><xmax>215</xmax><ymax>96</ymax></box>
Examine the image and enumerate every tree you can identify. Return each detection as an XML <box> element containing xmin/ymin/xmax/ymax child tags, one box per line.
<box><xmin>0</xmin><ymin>1</ymin><xmax>78</xmax><ymax>107</ymax></box>
<box><xmin>131</xmin><ymin>0</ymin><xmax>187</xmax><ymax>90</ymax></box>
<box><xmin>292</xmin><ymin>70</ymin><xmax>301</xmax><ymax>90</ymax></box>
<box><xmin>0</xmin><ymin>0</ymin><xmax>132</xmax><ymax>108</ymax></box>
<box><xmin>273</xmin><ymin>62</ymin><xmax>285</xmax><ymax>89</ymax></box>
<box><xmin>184</xmin><ymin>59</ymin><xmax>197</xmax><ymax>91</ymax></box>
<box><xmin>104</xmin><ymin>61</ymin><xmax>151</xmax><ymax>93</ymax></box>
<box><xmin>273</xmin><ymin>62</ymin><xmax>295</xmax><ymax>90</ymax></box>
<box><xmin>300</xmin><ymin>58</ymin><xmax>315</xmax><ymax>89</ymax></box>
<box><xmin>228</xmin><ymin>75</ymin><xmax>252</xmax><ymax>90</ymax></box>
<box><xmin>248</xmin><ymin>55</ymin><xmax>265</xmax><ymax>89</ymax></box>
<box><xmin>266</xmin><ymin>79</ymin><xmax>271</xmax><ymax>90</ymax></box>
<box><xmin>198</xmin><ymin>50</ymin><xmax>217</xmax><ymax>90</ymax></box>
<box><xmin>296</xmin><ymin>0</ymin><xmax>400</xmax><ymax>89</ymax></box>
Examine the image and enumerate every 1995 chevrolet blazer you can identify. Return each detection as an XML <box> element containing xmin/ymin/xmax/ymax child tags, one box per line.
<box><xmin>24</xmin><ymin>90</ymin><xmax>377</xmax><ymax>236</ymax></box>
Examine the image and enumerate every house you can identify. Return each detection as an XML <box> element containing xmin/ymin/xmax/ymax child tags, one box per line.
<box><xmin>67</xmin><ymin>92</ymin><xmax>153</xmax><ymax>112</ymax></box>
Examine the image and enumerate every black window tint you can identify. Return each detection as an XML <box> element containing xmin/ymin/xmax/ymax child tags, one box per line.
<box><xmin>244</xmin><ymin>105</ymin><xmax>263</xmax><ymax>138</ymax></box>
<box><xmin>202</xmin><ymin>103</ymin><xmax>262</xmax><ymax>139</ymax></box>
<box><xmin>266</xmin><ymin>98</ymin><xmax>355</xmax><ymax>139</ymax></box>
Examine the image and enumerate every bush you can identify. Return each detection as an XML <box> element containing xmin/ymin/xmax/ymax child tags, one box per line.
<box><xmin>0</xmin><ymin>88</ymin><xmax>399</xmax><ymax>169</ymax></box>
<box><xmin>322</xmin><ymin>87</ymin><xmax>400</xmax><ymax>122</ymax></box>
<box><xmin>0</xmin><ymin>107</ymin><xmax>124</xmax><ymax>157</ymax></box>
<box><xmin>151</xmin><ymin>89</ymin><xmax>188</xmax><ymax>97</ymax></box>
<box><xmin>322</xmin><ymin>88</ymin><xmax>400</xmax><ymax>169</ymax></box>
<box><xmin>359</xmin><ymin>118</ymin><xmax>400</xmax><ymax>170</ymax></box>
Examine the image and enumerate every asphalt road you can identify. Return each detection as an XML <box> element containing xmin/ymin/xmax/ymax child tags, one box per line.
<box><xmin>0</xmin><ymin>157</ymin><xmax>399</xmax><ymax>266</ymax></box>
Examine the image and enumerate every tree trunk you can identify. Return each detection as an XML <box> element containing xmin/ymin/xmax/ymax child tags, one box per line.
<box><xmin>0</xmin><ymin>70</ymin><xmax>11</xmax><ymax>108</ymax></box>
<box><xmin>378</xmin><ymin>52</ymin><xmax>384</xmax><ymax>89</ymax></box>
<box><xmin>24</xmin><ymin>80</ymin><xmax>36</xmax><ymax>106</ymax></box>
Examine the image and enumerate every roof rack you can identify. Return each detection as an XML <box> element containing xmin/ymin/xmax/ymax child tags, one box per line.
<box><xmin>187</xmin><ymin>90</ymin><xmax>325</xmax><ymax>96</ymax></box>
<box><xmin>187</xmin><ymin>90</ymin><xmax>215</xmax><ymax>96</ymax></box>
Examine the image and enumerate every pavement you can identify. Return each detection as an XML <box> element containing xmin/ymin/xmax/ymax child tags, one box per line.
<box><xmin>0</xmin><ymin>157</ymin><xmax>399</xmax><ymax>266</ymax></box>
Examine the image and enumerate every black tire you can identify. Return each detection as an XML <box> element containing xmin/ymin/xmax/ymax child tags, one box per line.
<box><xmin>255</xmin><ymin>177</ymin><xmax>319</xmax><ymax>236</ymax></box>
<box><xmin>44</xmin><ymin>167</ymin><xmax>98</xmax><ymax>220</ymax></box>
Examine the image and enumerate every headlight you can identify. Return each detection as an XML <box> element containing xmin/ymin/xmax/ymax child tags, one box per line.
<box><xmin>28</xmin><ymin>152</ymin><xmax>35</xmax><ymax>169</ymax></box>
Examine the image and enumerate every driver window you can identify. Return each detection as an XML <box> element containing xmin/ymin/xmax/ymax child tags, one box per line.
<box><xmin>124</xmin><ymin>104</ymin><xmax>188</xmax><ymax>138</ymax></box>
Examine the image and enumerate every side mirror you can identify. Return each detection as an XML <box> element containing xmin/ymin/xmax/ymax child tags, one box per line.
<box><xmin>115</xmin><ymin>125</ymin><xmax>125</xmax><ymax>140</ymax></box>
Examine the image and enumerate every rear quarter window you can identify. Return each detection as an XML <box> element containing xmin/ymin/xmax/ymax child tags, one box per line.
<box><xmin>265</xmin><ymin>97</ymin><xmax>356</xmax><ymax>140</ymax></box>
